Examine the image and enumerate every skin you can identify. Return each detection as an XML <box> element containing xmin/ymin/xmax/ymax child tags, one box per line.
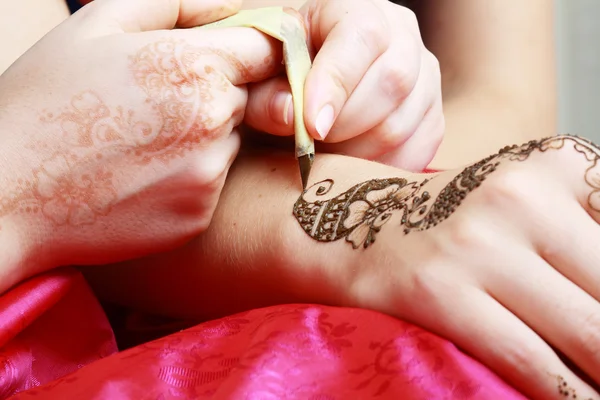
<box><xmin>0</xmin><ymin>0</ymin><xmax>556</xmax><ymax>171</ymax></box>
<box><xmin>0</xmin><ymin>0</ymin><xmax>286</xmax><ymax>292</ymax></box>
<box><xmin>83</xmin><ymin>135</ymin><xmax>600</xmax><ymax>400</ymax></box>
<box><xmin>0</xmin><ymin>0</ymin><xmax>567</xmax><ymax>398</ymax></box>
<box><xmin>294</xmin><ymin>135</ymin><xmax>600</xmax><ymax>249</ymax></box>
<box><xmin>239</xmin><ymin>0</ymin><xmax>556</xmax><ymax>170</ymax></box>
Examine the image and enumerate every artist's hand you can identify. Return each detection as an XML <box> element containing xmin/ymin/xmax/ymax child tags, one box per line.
<box><xmin>343</xmin><ymin>135</ymin><xmax>600</xmax><ymax>399</ymax></box>
<box><xmin>0</xmin><ymin>0</ymin><xmax>281</xmax><ymax>291</ymax></box>
<box><xmin>244</xmin><ymin>0</ymin><xmax>443</xmax><ymax>171</ymax></box>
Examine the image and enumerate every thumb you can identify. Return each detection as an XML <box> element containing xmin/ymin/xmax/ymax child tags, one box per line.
<box><xmin>245</xmin><ymin>76</ymin><xmax>295</xmax><ymax>137</ymax></box>
<box><xmin>78</xmin><ymin>0</ymin><xmax>242</xmax><ymax>33</ymax></box>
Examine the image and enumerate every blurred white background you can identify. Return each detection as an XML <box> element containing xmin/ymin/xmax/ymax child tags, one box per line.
<box><xmin>556</xmin><ymin>0</ymin><xmax>600</xmax><ymax>141</ymax></box>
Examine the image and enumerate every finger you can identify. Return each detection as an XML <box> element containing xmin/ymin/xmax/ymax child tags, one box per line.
<box><xmin>324</xmin><ymin>40</ymin><xmax>422</xmax><ymax>143</ymax></box>
<box><xmin>80</xmin><ymin>0</ymin><xmax>242</xmax><ymax>33</ymax></box>
<box><xmin>416</xmin><ymin>285</ymin><xmax>599</xmax><ymax>400</ymax></box>
<box><xmin>567</xmin><ymin>136</ymin><xmax>600</xmax><ymax>219</ymax></box>
<box><xmin>193</xmin><ymin>128</ymin><xmax>241</xmax><ymax>183</ymax></box>
<box><xmin>377</xmin><ymin>98</ymin><xmax>445</xmax><ymax>171</ymax></box>
<box><xmin>303</xmin><ymin>1</ymin><xmax>392</xmax><ymax>140</ymax></box>
<box><xmin>190</xmin><ymin>129</ymin><xmax>241</xmax><ymax>227</ymax></box>
<box><xmin>244</xmin><ymin>76</ymin><xmax>295</xmax><ymax>136</ymax></box>
<box><xmin>488</xmin><ymin>250</ymin><xmax>600</xmax><ymax>387</ymax></box>
<box><xmin>533</xmin><ymin>197</ymin><xmax>600</xmax><ymax>304</ymax></box>
<box><xmin>321</xmin><ymin>65</ymin><xmax>438</xmax><ymax>166</ymax></box>
<box><xmin>530</xmin><ymin>136</ymin><xmax>600</xmax><ymax>221</ymax></box>
<box><xmin>130</xmin><ymin>27</ymin><xmax>283</xmax><ymax>86</ymax></box>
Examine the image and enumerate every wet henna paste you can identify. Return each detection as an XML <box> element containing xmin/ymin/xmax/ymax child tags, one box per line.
<box><xmin>293</xmin><ymin>135</ymin><xmax>600</xmax><ymax>249</ymax></box>
<box><xmin>294</xmin><ymin>135</ymin><xmax>600</xmax><ymax>398</ymax></box>
<box><xmin>556</xmin><ymin>375</ymin><xmax>593</xmax><ymax>399</ymax></box>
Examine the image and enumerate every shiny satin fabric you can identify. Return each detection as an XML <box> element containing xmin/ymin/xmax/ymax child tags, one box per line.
<box><xmin>0</xmin><ymin>268</ymin><xmax>527</xmax><ymax>399</ymax></box>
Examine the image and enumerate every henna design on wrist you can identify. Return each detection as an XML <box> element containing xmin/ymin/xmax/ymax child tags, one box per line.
<box><xmin>1</xmin><ymin>38</ymin><xmax>248</xmax><ymax>227</ymax></box>
<box><xmin>293</xmin><ymin>135</ymin><xmax>600</xmax><ymax>249</ymax></box>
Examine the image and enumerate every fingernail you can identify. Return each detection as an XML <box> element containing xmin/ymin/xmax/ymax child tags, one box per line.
<box><xmin>315</xmin><ymin>104</ymin><xmax>334</xmax><ymax>140</ymax></box>
<box><xmin>283</xmin><ymin>93</ymin><xmax>293</xmax><ymax>125</ymax></box>
<box><xmin>272</xmin><ymin>91</ymin><xmax>294</xmax><ymax>126</ymax></box>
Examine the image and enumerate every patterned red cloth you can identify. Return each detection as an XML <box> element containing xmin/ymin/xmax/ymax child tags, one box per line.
<box><xmin>0</xmin><ymin>268</ymin><xmax>527</xmax><ymax>399</ymax></box>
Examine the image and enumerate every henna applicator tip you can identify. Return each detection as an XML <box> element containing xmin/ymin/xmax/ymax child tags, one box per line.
<box><xmin>298</xmin><ymin>153</ymin><xmax>314</xmax><ymax>190</ymax></box>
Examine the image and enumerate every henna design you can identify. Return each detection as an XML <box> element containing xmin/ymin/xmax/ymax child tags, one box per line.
<box><xmin>293</xmin><ymin>178</ymin><xmax>425</xmax><ymax>249</ymax></box>
<box><xmin>556</xmin><ymin>375</ymin><xmax>593</xmax><ymax>399</ymax></box>
<box><xmin>128</xmin><ymin>39</ymin><xmax>252</xmax><ymax>163</ymax></box>
<box><xmin>293</xmin><ymin>135</ymin><xmax>600</xmax><ymax>249</ymax></box>
<box><xmin>1</xmin><ymin>38</ymin><xmax>246</xmax><ymax>226</ymax></box>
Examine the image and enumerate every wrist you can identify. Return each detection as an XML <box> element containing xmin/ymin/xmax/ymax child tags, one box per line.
<box><xmin>285</xmin><ymin>163</ymin><xmax>439</xmax><ymax>316</ymax></box>
<box><xmin>279</xmin><ymin>210</ymin><xmax>361</xmax><ymax>308</ymax></box>
<box><xmin>222</xmin><ymin>152</ymin><xmax>363</xmax><ymax>309</ymax></box>
<box><xmin>0</xmin><ymin>133</ymin><xmax>53</xmax><ymax>293</ymax></box>
<box><xmin>0</xmin><ymin>219</ymin><xmax>41</xmax><ymax>294</ymax></box>
<box><xmin>281</xmin><ymin>159</ymin><xmax>416</xmax><ymax>310</ymax></box>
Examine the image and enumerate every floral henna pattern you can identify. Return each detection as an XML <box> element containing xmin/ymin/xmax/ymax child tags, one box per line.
<box><xmin>293</xmin><ymin>178</ymin><xmax>426</xmax><ymax>249</ymax></box>
<box><xmin>33</xmin><ymin>153</ymin><xmax>117</xmax><ymax>225</ymax></box>
<box><xmin>0</xmin><ymin>151</ymin><xmax>118</xmax><ymax>226</ymax></box>
<box><xmin>1</xmin><ymin>38</ymin><xmax>243</xmax><ymax>226</ymax></box>
<box><xmin>128</xmin><ymin>39</ymin><xmax>242</xmax><ymax>163</ymax></box>
<box><xmin>293</xmin><ymin>135</ymin><xmax>600</xmax><ymax>249</ymax></box>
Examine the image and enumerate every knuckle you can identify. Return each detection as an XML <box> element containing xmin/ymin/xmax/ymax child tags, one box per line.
<box><xmin>204</xmin><ymin>107</ymin><xmax>237</xmax><ymax>134</ymax></box>
<box><xmin>478</xmin><ymin>165</ymin><xmax>537</xmax><ymax>210</ymax></box>
<box><xmin>190</xmin><ymin>155</ymin><xmax>228</xmax><ymax>188</ymax></box>
<box><xmin>374</xmin><ymin>123</ymin><xmax>411</xmax><ymax>153</ymax></box>
<box><xmin>409</xmin><ymin>263</ymin><xmax>453</xmax><ymax>302</ymax></box>
<box><xmin>442</xmin><ymin>213</ymin><xmax>495</xmax><ymax>253</ymax></box>
<box><xmin>426</xmin><ymin>50</ymin><xmax>442</xmax><ymax>79</ymax></box>
<box><xmin>325</xmin><ymin>64</ymin><xmax>352</xmax><ymax>99</ymax></box>
<box><xmin>353</xmin><ymin>14</ymin><xmax>390</xmax><ymax>54</ymax></box>
<box><xmin>500</xmin><ymin>341</ymin><xmax>546</xmax><ymax>373</ymax></box>
<box><xmin>431</xmin><ymin>113</ymin><xmax>445</xmax><ymax>144</ymax></box>
<box><xmin>397</xmin><ymin>6</ymin><xmax>422</xmax><ymax>38</ymax></box>
<box><xmin>400</xmin><ymin>7</ymin><xmax>419</xmax><ymax>28</ymax></box>
<box><xmin>552</xmin><ymin>138</ymin><xmax>591</xmax><ymax>167</ymax></box>
<box><xmin>378</xmin><ymin>63</ymin><xmax>417</xmax><ymax>105</ymax></box>
<box><xmin>574</xmin><ymin>312</ymin><xmax>600</xmax><ymax>359</ymax></box>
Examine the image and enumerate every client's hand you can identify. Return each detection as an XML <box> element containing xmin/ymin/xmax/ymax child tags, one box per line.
<box><xmin>83</xmin><ymin>134</ymin><xmax>600</xmax><ymax>399</ymax></box>
<box><xmin>331</xmin><ymin>135</ymin><xmax>600</xmax><ymax>399</ymax></box>
<box><xmin>0</xmin><ymin>0</ymin><xmax>281</xmax><ymax>291</ymax></box>
<box><xmin>244</xmin><ymin>0</ymin><xmax>444</xmax><ymax>171</ymax></box>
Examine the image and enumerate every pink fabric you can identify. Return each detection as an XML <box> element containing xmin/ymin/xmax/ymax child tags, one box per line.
<box><xmin>0</xmin><ymin>268</ymin><xmax>528</xmax><ymax>399</ymax></box>
<box><xmin>0</xmin><ymin>268</ymin><xmax>117</xmax><ymax>398</ymax></box>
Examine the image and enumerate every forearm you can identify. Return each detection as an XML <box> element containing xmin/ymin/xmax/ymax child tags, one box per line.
<box><xmin>415</xmin><ymin>0</ymin><xmax>557</xmax><ymax>170</ymax></box>
<box><xmin>82</xmin><ymin>150</ymin><xmax>419</xmax><ymax>320</ymax></box>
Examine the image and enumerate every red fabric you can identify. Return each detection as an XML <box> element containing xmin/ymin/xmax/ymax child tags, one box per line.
<box><xmin>0</xmin><ymin>268</ymin><xmax>116</xmax><ymax>398</ymax></box>
<box><xmin>0</xmin><ymin>268</ymin><xmax>528</xmax><ymax>399</ymax></box>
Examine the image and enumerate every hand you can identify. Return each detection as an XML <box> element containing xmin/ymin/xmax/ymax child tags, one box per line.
<box><xmin>82</xmin><ymin>133</ymin><xmax>600</xmax><ymax>398</ymax></box>
<box><xmin>0</xmin><ymin>0</ymin><xmax>281</xmax><ymax>290</ymax></box>
<box><xmin>244</xmin><ymin>0</ymin><xmax>444</xmax><ymax>171</ymax></box>
<box><xmin>305</xmin><ymin>135</ymin><xmax>599</xmax><ymax>399</ymax></box>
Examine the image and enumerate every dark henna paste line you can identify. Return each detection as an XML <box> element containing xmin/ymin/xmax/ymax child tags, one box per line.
<box><xmin>0</xmin><ymin>38</ymin><xmax>249</xmax><ymax>227</ymax></box>
<box><xmin>556</xmin><ymin>375</ymin><xmax>593</xmax><ymax>399</ymax></box>
<box><xmin>293</xmin><ymin>135</ymin><xmax>600</xmax><ymax>249</ymax></box>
